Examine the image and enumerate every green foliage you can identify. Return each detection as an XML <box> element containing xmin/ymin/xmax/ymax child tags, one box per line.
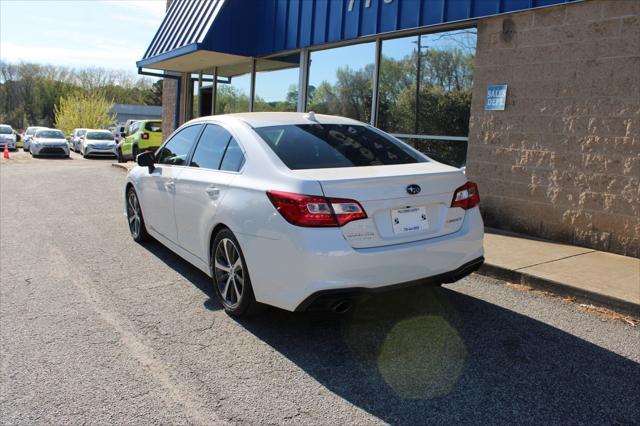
<box><xmin>0</xmin><ymin>61</ymin><xmax>161</xmax><ymax>130</ymax></box>
<box><xmin>54</xmin><ymin>91</ymin><xmax>116</xmax><ymax>135</ymax></box>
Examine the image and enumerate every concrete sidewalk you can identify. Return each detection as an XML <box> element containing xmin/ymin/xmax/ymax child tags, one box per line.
<box><xmin>480</xmin><ymin>230</ymin><xmax>640</xmax><ymax>316</ymax></box>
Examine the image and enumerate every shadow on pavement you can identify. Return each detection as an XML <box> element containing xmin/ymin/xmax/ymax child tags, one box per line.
<box><xmin>142</xmin><ymin>241</ymin><xmax>640</xmax><ymax>423</ymax></box>
<box><xmin>237</xmin><ymin>286</ymin><xmax>640</xmax><ymax>424</ymax></box>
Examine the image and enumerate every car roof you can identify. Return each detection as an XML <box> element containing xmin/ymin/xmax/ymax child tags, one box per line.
<box><xmin>190</xmin><ymin>112</ymin><xmax>366</xmax><ymax>128</ymax></box>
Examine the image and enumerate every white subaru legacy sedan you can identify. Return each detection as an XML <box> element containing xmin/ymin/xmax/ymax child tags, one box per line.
<box><xmin>125</xmin><ymin>113</ymin><xmax>484</xmax><ymax>316</ymax></box>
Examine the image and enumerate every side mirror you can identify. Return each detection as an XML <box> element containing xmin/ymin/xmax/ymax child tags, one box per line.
<box><xmin>137</xmin><ymin>151</ymin><xmax>155</xmax><ymax>173</ymax></box>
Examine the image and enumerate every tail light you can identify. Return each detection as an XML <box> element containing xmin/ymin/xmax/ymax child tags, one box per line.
<box><xmin>451</xmin><ymin>181</ymin><xmax>480</xmax><ymax>210</ymax></box>
<box><xmin>266</xmin><ymin>190</ymin><xmax>367</xmax><ymax>227</ymax></box>
<box><xmin>141</xmin><ymin>132</ymin><xmax>149</xmax><ymax>140</ymax></box>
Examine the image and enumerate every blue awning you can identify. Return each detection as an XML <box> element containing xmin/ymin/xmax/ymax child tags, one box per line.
<box><xmin>139</xmin><ymin>0</ymin><xmax>577</xmax><ymax>72</ymax></box>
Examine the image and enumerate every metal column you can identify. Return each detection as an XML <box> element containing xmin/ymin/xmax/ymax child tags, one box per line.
<box><xmin>297</xmin><ymin>49</ymin><xmax>309</xmax><ymax>112</ymax></box>
<box><xmin>211</xmin><ymin>67</ymin><xmax>218</xmax><ymax>115</ymax></box>
<box><xmin>249</xmin><ymin>58</ymin><xmax>256</xmax><ymax>112</ymax></box>
<box><xmin>197</xmin><ymin>72</ymin><xmax>203</xmax><ymax>117</ymax></box>
<box><xmin>370</xmin><ymin>38</ymin><xmax>382</xmax><ymax>126</ymax></box>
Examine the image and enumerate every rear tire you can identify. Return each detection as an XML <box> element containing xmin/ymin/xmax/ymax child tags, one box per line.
<box><xmin>211</xmin><ymin>229</ymin><xmax>259</xmax><ymax>317</ymax></box>
<box><xmin>126</xmin><ymin>187</ymin><xmax>150</xmax><ymax>243</ymax></box>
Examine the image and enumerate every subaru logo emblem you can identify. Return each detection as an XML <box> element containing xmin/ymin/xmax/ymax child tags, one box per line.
<box><xmin>406</xmin><ymin>184</ymin><xmax>421</xmax><ymax>195</ymax></box>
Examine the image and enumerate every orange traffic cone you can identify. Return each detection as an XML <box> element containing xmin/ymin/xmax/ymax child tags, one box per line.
<box><xmin>3</xmin><ymin>144</ymin><xmax>9</xmax><ymax>159</ymax></box>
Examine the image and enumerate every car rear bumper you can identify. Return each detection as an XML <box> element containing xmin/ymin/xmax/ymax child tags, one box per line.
<box><xmin>237</xmin><ymin>207</ymin><xmax>484</xmax><ymax>312</ymax></box>
<box><xmin>296</xmin><ymin>256</ymin><xmax>484</xmax><ymax>311</ymax></box>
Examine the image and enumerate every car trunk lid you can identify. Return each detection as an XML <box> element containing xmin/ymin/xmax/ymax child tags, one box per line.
<box><xmin>291</xmin><ymin>162</ymin><xmax>468</xmax><ymax>248</ymax></box>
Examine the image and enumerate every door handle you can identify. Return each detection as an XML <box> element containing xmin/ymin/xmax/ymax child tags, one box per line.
<box><xmin>206</xmin><ymin>186</ymin><xmax>220</xmax><ymax>198</ymax></box>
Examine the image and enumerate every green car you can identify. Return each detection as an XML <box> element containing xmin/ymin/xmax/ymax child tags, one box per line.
<box><xmin>117</xmin><ymin>120</ymin><xmax>162</xmax><ymax>162</ymax></box>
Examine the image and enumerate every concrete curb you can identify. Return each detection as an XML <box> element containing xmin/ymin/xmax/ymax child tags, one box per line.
<box><xmin>111</xmin><ymin>163</ymin><xmax>132</xmax><ymax>172</ymax></box>
<box><xmin>477</xmin><ymin>263</ymin><xmax>640</xmax><ymax>318</ymax></box>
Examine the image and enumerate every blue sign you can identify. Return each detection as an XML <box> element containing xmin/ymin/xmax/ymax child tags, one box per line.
<box><xmin>485</xmin><ymin>85</ymin><xmax>508</xmax><ymax>111</ymax></box>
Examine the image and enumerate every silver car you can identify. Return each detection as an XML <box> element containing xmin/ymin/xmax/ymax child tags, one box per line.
<box><xmin>80</xmin><ymin>130</ymin><xmax>117</xmax><ymax>158</ymax></box>
<box><xmin>30</xmin><ymin>128</ymin><xmax>70</xmax><ymax>158</ymax></box>
<box><xmin>0</xmin><ymin>124</ymin><xmax>17</xmax><ymax>151</ymax></box>
<box><xmin>71</xmin><ymin>128</ymin><xmax>88</xmax><ymax>152</ymax></box>
<box><xmin>22</xmin><ymin>126</ymin><xmax>47</xmax><ymax>152</ymax></box>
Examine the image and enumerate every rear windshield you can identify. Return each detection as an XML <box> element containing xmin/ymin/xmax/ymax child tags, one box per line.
<box><xmin>254</xmin><ymin>124</ymin><xmax>428</xmax><ymax>170</ymax></box>
<box><xmin>86</xmin><ymin>131</ymin><xmax>113</xmax><ymax>140</ymax></box>
<box><xmin>145</xmin><ymin>121</ymin><xmax>161</xmax><ymax>132</ymax></box>
<box><xmin>0</xmin><ymin>126</ymin><xmax>12</xmax><ymax>134</ymax></box>
<box><xmin>36</xmin><ymin>130</ymin><xmax>64</xmax><ymax>139</ymax></box>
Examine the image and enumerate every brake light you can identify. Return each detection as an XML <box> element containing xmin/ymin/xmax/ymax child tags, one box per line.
<box><xmin>451</xmin><ymin>181</ymin><xmax>480</xmax><ymax>210</ymax></box>
<box><xmin>141</xmin><ymin>132</ymin><xmax>149</xmax><ymax>140</ymax></box>
<box><xmin>266</xmin><ymin>190</ymin><xmax>367</xmax><ymax>227</ymax></box>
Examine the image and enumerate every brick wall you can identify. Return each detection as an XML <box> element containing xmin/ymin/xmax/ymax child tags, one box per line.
<box><xmin>161</xmin><ymin>0</ymin><xmax>177</xmax><ymax>141</ymax></box>
<box><xmin>467</xmin><ymin>0</ymin><xmax>639</xmax><ymax>257</ymax></box>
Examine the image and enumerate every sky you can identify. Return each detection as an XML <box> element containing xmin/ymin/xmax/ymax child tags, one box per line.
<box><xmin>0</xmin><ymin>0</ymin><xmax>165</xmax><ymax>71</ymax></box>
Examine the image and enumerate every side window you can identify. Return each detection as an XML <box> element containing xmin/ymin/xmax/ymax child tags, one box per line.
<box><xmin>190</xmin><ymin>124</ymin><xmax>232</xmax><ymax>169</ymax></box>
<box><xmin>157</xmin><ymin>125</ymin><xmax>202</xmax><ymax>166</ymax></box>
<box><xmin>220</xmin><ymin>138</ymin><xmax>246</xmax><ymax>172</ymax></box>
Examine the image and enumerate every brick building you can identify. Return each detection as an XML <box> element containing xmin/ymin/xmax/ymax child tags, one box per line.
<box><xmin>140</xmin><ymin>0</ymin><xmax>639</xmax><ymax>257</ymax></box>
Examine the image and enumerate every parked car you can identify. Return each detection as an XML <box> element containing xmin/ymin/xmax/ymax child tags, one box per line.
<box><xmin>22</xmin><ymin>126</ymin><xmax>47</xmax><ymax>151</ymax></box>
<box><xmin>30</xmin><ymin>128</ymin><xmax>69</xmax><ymax>158</ymax></box>
<box><xmin>80</xmin><ymin>130</ymin><xmax>117</xmax><ymax>158</ymax></box>
<box><xmin>117</xmin><ymin>120</ymin><xmax>162</xmax><ymax>162</ymax></box>
<box><xmin>124</xmin><ymin>112</ymin><xmax>484</xmax><ymax>317</ymax></box>
<box><xmin>114</xmin><ymin>125</ymin><xmax>126</xmax><ymax>143</ymax></box>
<box><xmin>0</xmin><ymin>124</ymin><xmax>17</xmax><ymax>151</ymax></box>
<box><xmin>70</xmin><ymin>128</ymin><xmax>88</xmax><ymax>153</ymax></box>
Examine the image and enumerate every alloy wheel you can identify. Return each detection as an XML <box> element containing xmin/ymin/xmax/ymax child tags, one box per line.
<box><xmin>126</xmin><ymin>190</ymin><xmax>141</xmax><ymax>238</ymax></box>
<box><xmin>214</xmin><ymin>238</ymin><xmax>244</xmax><ymax>308</ymax></box>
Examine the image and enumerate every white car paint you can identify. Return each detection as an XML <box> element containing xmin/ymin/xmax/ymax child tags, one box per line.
<box><xmin>22</xmin><ymin>126</ymin><xmax>47</xmax><ymax>151</ymax></box>
<box><xmin>0</xmin><ymin>125</ymin><xmax>17</xmax><ymax>150</ymax></box>
<box><xmin>81</xmin><ymin>130</ymin><xmax>117</xmax><ymax>157</ymax></box>
<box><xmin>125</xmin><ymin>112</ymin><xmax>484</xmax><ymax>312</ymax></box>
<box><xmin>30</xmin><ymin>129</ymin><xmax>69</xmax><ymax>157</ymax></box>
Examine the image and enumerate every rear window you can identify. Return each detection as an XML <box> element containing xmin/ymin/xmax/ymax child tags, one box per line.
<box><xmin>36</xmin><ymin>130</ymin><xmax>64</xmax><ymax>139</ymax></box>
<box><xmin>254</xmin><ymin>124</ymin><xmax>427</xmax><ymax>170</ymax></box>
<box><xmin>145</xmin><ymin>121</ymin><xmax>162</xmax><ymax>132</ymax></box>
<box><xmin>86</xmin><ymin>131</ymin><xmax>113</xmax><ymax>140</ymax></box>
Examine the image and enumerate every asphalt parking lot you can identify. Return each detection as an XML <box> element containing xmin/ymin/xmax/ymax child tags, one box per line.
<box><xmin>1</xmin><ymin>151</ymin><xmax>639</xmax><ymax>424</ymax></box>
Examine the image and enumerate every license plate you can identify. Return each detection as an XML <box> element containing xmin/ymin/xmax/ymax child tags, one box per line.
<box><xmin>391</xmin><ymin>206</ymin><xmax>429</xmax><ymax>234</ymax></box>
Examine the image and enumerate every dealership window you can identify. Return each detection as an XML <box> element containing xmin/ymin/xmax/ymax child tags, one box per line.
<box><xmin>307</xmin><ymin>42</ymin><xmax>375</xmax><ymax>122</ymax></box>
<box><xmin>377</xmin><ymin>29</ymin><xmax>477</xmax><ymax>167</ymax></box>
<box><xmin>215</xmin><ymin>62</ymin><xmax>252</xmax><ymax>114</ymax></box>
<box><xmin>254</xmin><ymin>53</ymin><xmax>300</xmax><ymax>113</ymax></box>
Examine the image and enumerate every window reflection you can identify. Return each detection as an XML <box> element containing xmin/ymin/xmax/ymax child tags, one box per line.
<box><xmin>255</xmin><ymin>53</ymin><xmax>300</xmax><ymax>112</ymax></box>
<box><xmin>307</xmin><ymin>43</ymin><xmax>375</xmax><ymax>122</ymax></box>
<box><xmin>216</xmin><ymin>62</ymin><xmax>252</xmax><ymax>114</ymax></box>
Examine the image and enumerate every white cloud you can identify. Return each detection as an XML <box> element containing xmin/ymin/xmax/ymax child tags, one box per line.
<box><xmin>0</xmin><ymin>42</ymin><xmax>141</xmax><ymax>69</ymax></box>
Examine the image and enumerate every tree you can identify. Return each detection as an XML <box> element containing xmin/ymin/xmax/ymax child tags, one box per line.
<box><xmin>54</xmin><ymin>91</ymin><xmax>116</xmax><ymax>135</ymax></box>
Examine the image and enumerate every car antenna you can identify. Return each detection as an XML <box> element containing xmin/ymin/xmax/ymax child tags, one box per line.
<box><xmin>304</xmin><ymin>111</ymin><xmax>317</xmax><ymax>122</ymax></box>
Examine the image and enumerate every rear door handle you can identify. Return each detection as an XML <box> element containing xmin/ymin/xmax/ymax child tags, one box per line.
<box><xmin>206</xmin><ymin>186</ymin><xmax>220</xmax><ymax>198</ymax></box>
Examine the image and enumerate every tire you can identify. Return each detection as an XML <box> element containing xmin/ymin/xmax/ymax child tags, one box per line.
<box><xmin>132</xmin><ymin>145</ymin><xmax>139</xmax><ymax>161</ymax></box>
<box><xmin>117</xmin><ymin>148</ymin><xmax>125</xmax><ymax>163</ymax></box>
<box><xmin>211</xmin><ymin>229</ymin><xmax>259</xmax><ymax>317</ymax></box>
<box><xmin>126</xmin><ymin>187</ymin><xmax>150</xmax><ymax>243</ymax></box>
